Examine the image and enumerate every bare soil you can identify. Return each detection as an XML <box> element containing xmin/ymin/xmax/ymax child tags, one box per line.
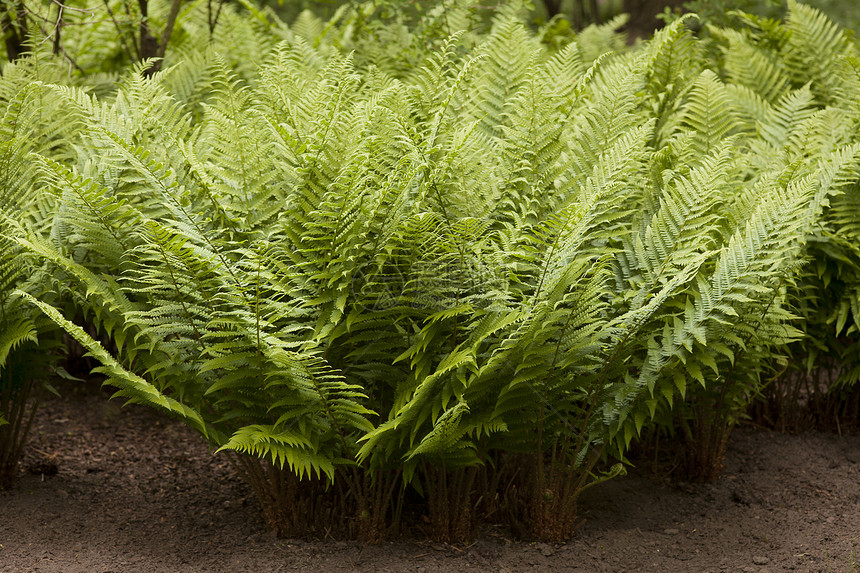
<box><xmin>2</xmin><ymin>380</ymin><xmax>859</xmax><ymax>573</ymax></box>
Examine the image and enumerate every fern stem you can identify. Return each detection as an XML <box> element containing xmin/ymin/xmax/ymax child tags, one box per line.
<box><xmin>150</xmin><ymin>234</ymin><xmax>203</xmax><ymax>347</ymax></box>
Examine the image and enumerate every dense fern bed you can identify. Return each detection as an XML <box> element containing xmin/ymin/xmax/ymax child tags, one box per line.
<box><xmin>2</xmin><ymin>379</ymin><xmax>858</xmax><ymax>572</ymax></box>
<box><xmin>4</xmin><ymin>0</ymin><xmax>860</xmax><ymax>544</ymax></box>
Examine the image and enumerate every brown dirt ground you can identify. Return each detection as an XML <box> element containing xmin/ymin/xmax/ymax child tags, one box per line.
<box><xmin>2</xmin><ymin>380</ymin><xmax>859</xmax><ymax>573</ymax></box>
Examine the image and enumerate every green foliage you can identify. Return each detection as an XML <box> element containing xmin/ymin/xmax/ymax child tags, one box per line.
<box><xmin>0</xmin><ymin>54</ymin><xmax>69</xmax><ymax>489</ymax></box>
<box><xmin>3</xmin><ymin>0</ymin><xmax>860</xmax><ymax>540</ymax></box>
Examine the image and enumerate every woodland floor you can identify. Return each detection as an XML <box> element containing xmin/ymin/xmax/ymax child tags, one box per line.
<box><xmin>1</xmin><ymin>379</ymin><xmax>859</xmax><ymax>573</ymax></box>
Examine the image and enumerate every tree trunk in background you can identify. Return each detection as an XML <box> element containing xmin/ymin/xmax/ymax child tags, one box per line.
<box><xmin>623</xmin><ymin>0</ymin><xmax>686</xmax><ymax>39</ymax></box>
<box><xmin>137</xmin><ymin>0</ymin><xmax>160</xmax><ymax>63</ymax></box>
<box><xmin>542</xmin><ymin>0</ymin><xmax>602</xmax><ymax>29</ymax></box>
<box><xmin>137</xmin><ymin>0</ymin><xmax>182</xmax><ymax>76</ymax></box>
<box><xmin>540</xmin><ymin>0</ymin><xmax>687</xmax><ymax>37</ymax></box>
<box><xmin>2</xmin><ymin>2</ymin><xmax>27</xmax><ymax>63</ymax></box>
<box><xmin>544</xmin><ymin>0</ymin><xmax>563</xmax><ymax>15</ymax></box>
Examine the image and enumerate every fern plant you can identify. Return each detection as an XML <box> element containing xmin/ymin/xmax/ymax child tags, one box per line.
<box><xmin>0</xmin><ymin>53</ymin><xmax>72</xmax><ymax>489</ymax></box>
<box><xmin>703</xmin><ymin>0</ymin><xmax>860</xmax><ymax>437</ymax></box>
<box><xmin>6</xmin><ymin>0</ymin><xmax>860</xmax><ymax>542</ymax></box>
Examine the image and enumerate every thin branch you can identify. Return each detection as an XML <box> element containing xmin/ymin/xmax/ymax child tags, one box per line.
<box><xmin>51</xmin><ymin>3</ymin><xmax>61</xmax><ymax>55</ymax></box>
<box><xmin>156</xmin><ymin>0</ymin><xmax>182</xmax><ymax>60</ymax></box>
<box><xmin>48</xmin><ymin>0</ymin><xmax>92</xmax><ymax>13</ymax></box>
<box><xmin>101</xmin><ymin>0</ymin><xmax>138</xmax><ymax>61</ymax></box>
<box><xmin>59</xmin><ymin>44</ymin><xmax>86</xmax><ymax>75</ymax></box>
<box><xmin>212</xmin><ymin>0</ymin><xmax>225</xmax><ymax>34</ymax></box>
<box><xmin>208</xmin><ymin>0</ymin><xmax>225</xmax><ymax>36</ymax></box>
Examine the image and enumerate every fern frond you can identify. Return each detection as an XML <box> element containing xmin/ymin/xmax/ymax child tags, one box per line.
<box><xmin>678</xmin><ymin>69</ymin><xmax>742</xmax><ymax>163</ymax></box>
<box><xmin>219</xmin><ymin>424</ymin><xmax>336</xmax><ymax>481</ymax></box>
<box><xmin>19</xmin><ymin>292</ymin><xmax>207</xmax><ymax>435</ymax></box>
<box><xmin>462</xmin><ymin>15</ymin><xmax>537</xmax><ymax>139</ymax></box>
<box><xmin>756</xmin><ymin>85</ymin><xmax>816</xmax><ymax>154</ymax></box>
<box><xmin>783</xmin><ymin>0</ymin><xmax>855</xmax><ymax>106</ymax></box>
<box><xmin>715</xmin><ymin>27</ymin><xmax>789</xmax><ymax>103</ymax></box>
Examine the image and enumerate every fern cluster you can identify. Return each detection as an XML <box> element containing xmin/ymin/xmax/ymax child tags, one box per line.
<box><xmin>0</xmin><ymin>52</ymin><xmax>74</xmax><ymax>488</ymax></box>
<box><xmin>2</xmin><ymin>0</ymin><xmax>859</xmax><ymax>540</ymax></box>
<box><xmin>725</xmin><ymin>3</ymin><xmax>860</xmax><ymax>432</ymax></box>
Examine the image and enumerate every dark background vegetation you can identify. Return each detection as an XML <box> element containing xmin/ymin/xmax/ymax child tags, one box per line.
<box><xmin>2</xmin><ymin>0</ymin><xmax>858</xmax><ymax>69</ymax></box>
<box><xmin>275</xmin><ymin>0</ymin><xmax>858</xmax><ymax>36</ymax></box>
